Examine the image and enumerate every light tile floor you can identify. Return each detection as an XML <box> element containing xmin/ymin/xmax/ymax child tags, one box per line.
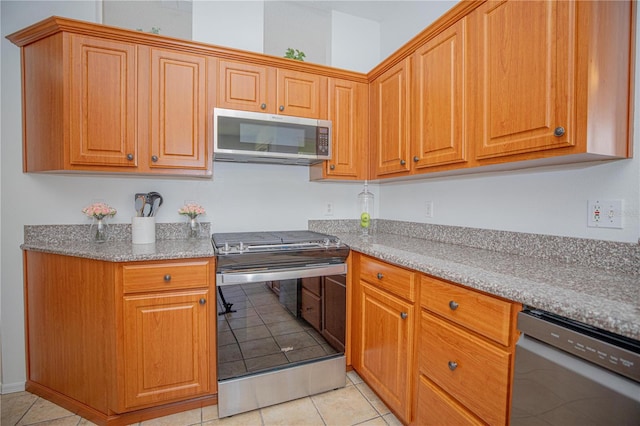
<box><xmin>1</xmin><ymin>371</ymin><xmax>401</xmax><ymax>426</ymax></box>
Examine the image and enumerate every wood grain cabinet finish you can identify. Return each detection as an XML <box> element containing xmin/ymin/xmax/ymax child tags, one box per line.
<box><xmin>470</xmin><ymin>0</ymin><xmax>633</xmax><ymax>163</ymax></box>
<box><xmin>69</xmin><ymin>35</ymin><xmax>138</xmax><ymax>168</ymax></box>
<box><xmin>411</xmin><ymin>18</ymin><xmax>468</xmax><ymax>171</ymax></box>
<box><xmin>370</xmin><ymin>58</ymin><xmax>412</xmax><ymax>178</ymax></box>
<box><xmin>311</xmin><ymin>78</ymin><xmax>369</xmax><ymax>180</ymax></box>
<box><xmin>23</xmin><ymin>251</ymin><xmax>216</xmax><ymax>425</ymax></box>
<box><xmin>217</xmin><ymin>60</ymin><xmax>327</xmax><ymax>119</ymax></box>
<box><xmin>353</xmin><ymin>254</ymin><xmax>416</xmax><ymax>424</ymax></box>
<box><xmin>11</xmin><ymin>28</ymin><xmax>213</xmax><ymax>177</ymax></box>
<box><xmin>414</xmin><ymin>275</ymin><xmax>520</xmax><ymax>426</ymax></box>
<box><xmin>146</xmin><ymin>48</ymin><xmax>209</xmax><ymax>171</ymax></box>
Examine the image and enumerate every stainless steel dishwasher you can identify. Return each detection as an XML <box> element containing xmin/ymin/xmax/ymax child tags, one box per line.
<box><xmin>511</xmin><ymin>308</ymin><xmax>640</xmax><ymax>425</ymax></box>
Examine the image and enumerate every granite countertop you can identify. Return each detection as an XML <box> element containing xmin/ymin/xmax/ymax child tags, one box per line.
<box><xmin>332</xmin><ymin>231</ymin><xmax>639</xmax><ymax>340</ymax></box>
<box><xmin>21</xmin><ymin>223</ymin><xmax>215</xmax><ymax>262</ymax></box>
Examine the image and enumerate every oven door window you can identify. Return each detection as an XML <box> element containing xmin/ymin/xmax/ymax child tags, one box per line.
<box><xmin>217</xmin><ymin>275</ymin><xmax>346</xmax><ymax>381</ymax></box>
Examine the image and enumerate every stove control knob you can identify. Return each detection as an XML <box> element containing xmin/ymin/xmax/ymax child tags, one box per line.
<box><xmin>238</xmin><ymin>242</ymin><xmax>245</xmax><ymax>252</ymax></box>
<box><xmin>223</xmin><ymin>242</ymin><xmax>230</xmax><ymax>252</ymax></box>
<box><xmin>324</xmin><ymin>238</ymin><xmax>330</xmax><ymax>246</ymax></box>
<box><xmin>335</xmin><ymin>238</ymin><xmax>341</xmax><ymax>247</ymax></box>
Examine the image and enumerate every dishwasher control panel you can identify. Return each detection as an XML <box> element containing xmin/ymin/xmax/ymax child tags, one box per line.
<box><xmin>518</xmin><ymin>309</ymin><xmax>640</xmax><ymax>383</ymax></box>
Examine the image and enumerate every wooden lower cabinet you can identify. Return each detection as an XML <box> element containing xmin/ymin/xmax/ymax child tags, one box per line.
<box><xmin>352</xmin><ymin>254</ymin><xmax>416</xmax><ymax>424</ymax></box>
<box><xmin>351</xmin><ymin>253</ymin><xmax>520</xmax><ymax>426</ymax></box>
<box><xmin>416</xmin><ymin>374</ymin><xmax>483</xmax><ymax>426</ymax></box>
<box><xmin>23</xmin><ymin>251</ymin><xmax>216</xmax><ymax>425</ymax></box>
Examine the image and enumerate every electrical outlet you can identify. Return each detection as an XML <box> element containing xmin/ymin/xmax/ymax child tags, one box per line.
<box><xmin>587</xmin><ymin>199</ymin><xmax>623</xmax><ymax>229</ymax></box>
<box><xmin>324</xmin><ymin>202</ymin><xmax>334</xmax><ymax>216</ymax></box>
<box><xmin>425</xmin><ymin>201</ymin><xmax>434</xmax><ymax>218</ymax></box>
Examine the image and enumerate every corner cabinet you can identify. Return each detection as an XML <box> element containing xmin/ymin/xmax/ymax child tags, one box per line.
<box><xmin>470</xmin><ymin>0</ymin><xmax>633</xmax><ymax>164</ymax></box>
<box><xmin>370</xmin><ymin>58</ymin><xmax>412</xmax><ymax>178</ymax></box>
<box><xmin>22</xmin><ymin>251</ymin><xmax>216</xmax><ymax>425</ymax></box>
<box><xmin>310</xmin><ymin>78</ymin><xmax>369</xmax><ymax>180</ymax></box>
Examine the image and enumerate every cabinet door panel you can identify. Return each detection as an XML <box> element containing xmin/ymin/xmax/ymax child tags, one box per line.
<box><xmin>218</xmin><ymin>60</ymin><xmax>275</xmax><ymax>112</ymax></box>
<box><xmin>371</xmin><ymin>59</ymin><xmax>411</xmax><ymax>177</ymax></box>
<box><xmin>326</xmin><ymin>79</ymin><xmax>368</xmax><ymax>179</ymax></box>
<box><xmin>474</xmin><ymin>0</ymin><xmax>573</xmax><ymax>158</ymax></box>
<box><xmin>277</xmin><ymin>70</ymin><xmax>327</xmax><ymax>119</ymax></box>
<box><xmin>69</xmin><ymin>35</ymin><xmax>137</xmax><ymax>167</ymax></box>
<box><xmin>357</xmin><ymin>282</ymin><xmax>413</xmax><ymax>423</ymax></box>
<box><xmin>413</xmin><ymin>18</ymin><xmax>467</xmax><ymax>168</ymax></box>
<box><xmin>150</xmin><ymin>49</ymin><xmax>207</xmax><ymax>169</ymax></box>
<box><xmin>121</xmin><ymin>290</ymin><xmax>210</xmax><ymax>410</ymax></box>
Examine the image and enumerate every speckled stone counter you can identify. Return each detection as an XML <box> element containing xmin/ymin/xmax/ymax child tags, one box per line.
<box><xmin>311</xmin><ymin>220</ymin><xmax>640</xmax><ymax>340</ymax></box>
<box><xmin>21</xmin><ymin>223</ymin><xmax>214</xmax><ymax>262</ymax></box>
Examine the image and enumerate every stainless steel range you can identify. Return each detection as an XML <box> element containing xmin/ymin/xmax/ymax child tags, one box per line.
<box><xmin>212</xmin><ymin>230</ymin><xmax>350</xmax><ymax>418</ymax></box>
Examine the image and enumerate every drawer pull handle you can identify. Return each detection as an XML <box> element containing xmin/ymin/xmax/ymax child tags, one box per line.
<box><xmin>199</xmin><ymin>298</ymin><xmax>206</xmax><ymax>305</ymax></box>
<box><xmin>260</xmin><ymin>103</ymin><xmax>267</xmax><ymax>110</ymax></box>
<box><xmin>377</xmin><ymin>272</ymin><xmax>384</xmax><ymax>279</ymax></box>
<box><xmin>449</xmin><ymin>300</ymin><xmax>459</xmax><ymax>310</ymax></box>
<box><xmin>126</xmin><ymin>153</ymin><xmax>134</xmax><ymax>161</ymax></box>
<box><xmin>151</xmin><ymin>155</ymin><xmax>159</xmax><ymax>162</ymax></box>
<box><xmin>400</xmin><ymin>312</ymin><xmax>408</xmax><ymax>320</ymax></box>
<box><xmin>164</xmin><ymin>274</ymin><xmax>171</xmax><ymax>282</ymax></box>
<box><xmin>279</xmin><ymin>105</ymin><xmax>285</xmax><ymax>111</ymax></box>
<box><xmin>554</xmin><ymin>126</ymin><xmax>565</xmax><ymax>137</ymax></box>
<box><xmin>448</xmin><ymin>361</ymin><xmax>458</xmax><ymax>371</ymax></box>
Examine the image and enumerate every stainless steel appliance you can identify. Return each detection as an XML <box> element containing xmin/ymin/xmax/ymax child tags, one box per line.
<box><xmin>212</xmin><ymin>230</ymin><xmax>349</xmax><ymax>417</ymax></box>
<box><xmin>511</xmin><ymin>308</ymin><xmax>640</xmax><ymax>425</ymax></box>
<box><xmin>213</xmin><ymin>108</ymin><xmax>331</xmax><ymax>165</ymax></box>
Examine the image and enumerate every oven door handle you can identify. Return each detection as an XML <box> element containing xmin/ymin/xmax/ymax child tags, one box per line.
<box><xmin>216</xmin><ymin>263</ymin><xmax>347</xmax><ymax>286</ymax></box>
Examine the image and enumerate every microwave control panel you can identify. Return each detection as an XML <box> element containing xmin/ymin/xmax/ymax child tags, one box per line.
<box><xmin>317</xmin><ymin>127</ymin><xmax>330</xmax><ymax>156</ymax></box>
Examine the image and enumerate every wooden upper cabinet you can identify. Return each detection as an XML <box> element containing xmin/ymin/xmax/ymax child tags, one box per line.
<box><xmin>412</xmin><ymin>18</ymin><xmax>467</xmax><ymax>170</ymax></box>
<box><xmin>148</xmin><ymin>48</ymin><xmax>208</xmax><ymax>170</ymax></box>
<box><xmin>370</xmin><ymin>58</ymin><xmax>412</xmax><ymax>178</ymax></box>
<box><xmin>217</xmin><ymin>60</ymin><xmax>275</xmax><ymax>112</ymax></box>
<box><xmin>276</xmin><ymin>69</ymin><xmax>327</xmax><ymax>119</ymax></box>
<box><xmin>312</xmin><ymin>78</ymin><xmax>368</xmax><ymax>180</ymax></box>
<box><xmin>471</xmin><ymin>0</ymin><xmax>633</xmax><ymax>162</ymax></box>
<box><xmin>217</xmin><ymin>60</ymin><xmax>327</xmax><ymax>119</ymax></box>
<box><xmin>69</xmin><ymin>35</ymin><xmax>137</xmax><ymax>167</ymax></box>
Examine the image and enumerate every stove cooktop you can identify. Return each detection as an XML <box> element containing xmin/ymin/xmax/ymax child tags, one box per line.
<box><xmin>212</xmin><ymin>230</ymin><xmax>342</xmax><ymax>254</ymax></box>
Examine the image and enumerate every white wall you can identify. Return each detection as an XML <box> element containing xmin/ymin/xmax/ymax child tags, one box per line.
<box><xmin>192</xmin><ymin>1</ymin><xmax>264</xmax><ymax>52</ymax></box>
<box><xmin>331</xmin><ymin>10</ymin><xmax>380</xmax><ymax>73</ymax></box>
<box><xmin>379</xmin><ymin>1</ymin><xmax>457</xmax><ymax>59</ymax></box>
<box><xmin>102</xmin><ymin>0</ymin><xmax>192</xmax><ymax>39</ymax></box>
<box><xmin>264</xmin><ymin>1</ymin><xmax>331</xmax><ymax>64</ymax></box>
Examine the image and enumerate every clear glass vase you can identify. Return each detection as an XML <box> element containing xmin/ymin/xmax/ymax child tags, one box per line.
<box><xmin>187</xmin><ymin>217</ymin><xmax>202</xmax><ymax>239</ymax></box>
<box><xmin>91</xmin><ymin>218</ymin><xmax>108</xmax><ymax>242</ymax></box>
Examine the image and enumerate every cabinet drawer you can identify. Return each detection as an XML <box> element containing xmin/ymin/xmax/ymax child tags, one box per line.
<box><xmin>420</xmin><ymin>275</ymin><xmax>514</xmax><ymax>345</ymax></box>
<box><xmin>360</xmin><ymin>255</ymin><xmax>416</xmax><ymax>301</ymax></box>
<box><xmin>122</xmin><ymin>261</ymin><xmax>210</xmax><ymax>293</ymax></box>
<box><xmin>420</xmin><ymin>311</ymin><xmax>511</xmax><ymax>425</ymax></box>
<box><xmin>416</xmin><ymin>374</ymin><xmax>484</xmax><ymax>426</ymax></box>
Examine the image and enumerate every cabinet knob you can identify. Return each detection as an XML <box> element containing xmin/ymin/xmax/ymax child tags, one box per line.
<box><xmin>329</xmin><ymin>164</ymin><xmax>336</xmax><ymax>170</ymax></box>
<box><xmin>151</xmin><ymin>155</ymin><xmax>159</xmax><ymax>162</ymax></box>
<box><xmin>400</xmin><ymin>159</ymin><xmax>406</xmax><ymax>165</ymax></box>
<box><xmin>279</xmin><ymin>105</ymin><xmax>285</xmax><ymax>112</ymax></box>
<box><xmin>199</xmin><ymin>298</ymin><xmax>206</xmax><ymax>305</ymax></box>
<box><xmin>377</xmin><ymin>272</ymin><xmax>384</xmax><ymax>279</ymax></box>
<box><xmin>164</xmin><ymin>274</ymin><xmax>171</xmax><ymax>282</ymax></box>
<box><xmin>553</xmin><ymin>126</ymin><xmax>565</xmax><ymax>137</ymax></box>
<box><xmin>126</xmin><ymin>153</ymin><xmax>134</xmax><ymax>161</ymax></box>
<box><xmin>400</xmin><ymin>312</ymin><xmax>408</xmax><ymax>320</ymax></box>
<box><xmin>448</xmin><ymin>361</ymin><xmax>458</xmax><ymax>371</ymax></box>
<box><xmin>449</xmin><ymin>300</ymin><xmax>459</xmax><ymax>310</ymax></box>
<box><xmin>260</xmin><ymin>103</ymin><xmax>267</xmax><ymax>110</ymax></box>
<box><xmin>413</xmin><ymin>156</ymin><xmax>419</xmax><ymax>162</ymax></box>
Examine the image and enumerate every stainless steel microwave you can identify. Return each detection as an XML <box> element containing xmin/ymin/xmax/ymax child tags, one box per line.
<box><xmin>213</xmin><ymin>108</ymin><xmax>332</xmax><ymax>165</ymax></box>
